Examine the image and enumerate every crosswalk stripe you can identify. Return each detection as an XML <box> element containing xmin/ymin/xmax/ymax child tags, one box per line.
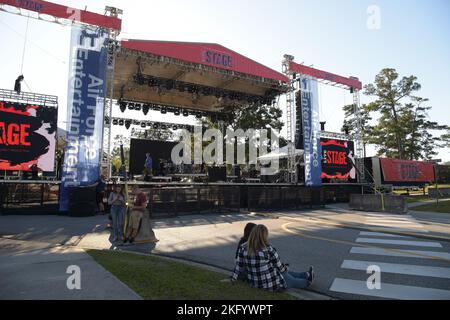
<box><xmin>365</xmin><ymin>222</ymin><xmax>423</xmax><ymax>229</ymax></box>
<box><xmin>356</xmin><ymin>238</ymin><xmax>442</xmax><ymax>248</ymax></box>
<box><xmin>330</xmin><ymin>278</ymin><xmax>450</xmax><ymax>300</ymax></box>
<box><xmin>363</xmin><ymin>214</ymin><xmax>413</xmax><ymax>218</ymax></box>
<box><xmin>342</xmin><ymin>260</ymin><xmax>450</xmax><ymax>278</ymax></box>
<box><xmin>350</xmin><ymin>247</ymin><xmax>450</xmax><ymax>260</ymax></box>
<box><xmin>358</xmin><ymin>232</ymin><xmax>410</xmax><ymax>238</ymax></box>
<box><xmin>368</xmin><ymin>227</ymin><xmax>429</xmax><ymax>233</ymax></box>
<box><xmin>365</xmin><ymin>219</ymin><xmax>422</xmax><ymax>225</ymax></box>
<box><xmin>365</xmin><ymin>217</ymin><xmax>416</xmax><ymax>221</ymax></box>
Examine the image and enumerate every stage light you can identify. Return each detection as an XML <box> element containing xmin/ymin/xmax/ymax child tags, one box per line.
<box><xmin>135</xmin><ymin>104</ymin><xmax>141</xmax><ymax>111</ymax></box>
<box><xmin>118</xmin><ymin>119</ymin><xmax>124</xmax><ymax>126</ymax></box>
<box><xmin>125</xmin><ymin>120</ymin><xmax>131</xmax><ymax>129</ymax></box>
<box><xmin>320</xmin><ymin>121</ymin><xmax>326</xmax><ymax>131</ymax></box>
<box><xmin>172</xmin><ymin>125</ymin><xmax>178</xmax><ymax>130</ymax></box>
<box><xmin>166</xmin><ymin>80</ymin><xmax>174</xmax><ymax>90</ymax></box>
<box><xmin>142</xmin><ymin>104</ymin><xmax>150</xmax><ymax>115</ymax></box>
<box><xmin>153</xmin><ymin>124</ymin><xmax>159</xmax><ymax>129</ymax></box>
<box><xmin>161</xmin><ymin>125</ymin><xmax>167</xmax><ymax>130</ymax></box>
<box><xmin>141</xmin><ymin>122</ymin><xmax>147</xmax><ymax>128</ymax></box>
<box><xmin>128</xmin><ymin>103</ymin><xmax>135</xmax><ymax>110</ymax></box>
<box><xmin>174</xmin><ymin>109</ymin><xmax>180</xmax><ymax>116</ymax></box>
<box><xmin>119</xmin><ymin>101</ymin><xmax>127</xmax><ymax>113</ymax></box>
<box><xmin>195</xmin><ymin>113</ymin><xmax>202</xmax><ymax>119</ymax></box>
<box><xmin>161</xmin><ymin>107</ymin><xmax>167</xmax><ymax>114</ymax></box>
<box><xmin>183</xmin><ymin>110</ymin><xmax>189</xmax><ymax>117</ymax></box>
<box><xmin>112</xmin><ymin>119</ymin><xmax>118</xmax><ymax>125</ymax></box>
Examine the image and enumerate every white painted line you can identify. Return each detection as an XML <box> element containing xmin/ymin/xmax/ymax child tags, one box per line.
<box><xmin>369</xmin><ymin>227</ymin><xmax>429</xmax><ymax>233</ymax></box>
<box><xmin>341</xmin><ymin>260</ymin><xmax>450</xmax><ymax>279</ymax></box>
<box><xmin>350</xmin><ymin>247</ymin><xmax>450</xmax><ymax>260</ymax></box>
<box><xmin>330</xmin><ymin>278</ymin><xmax>450</xmax><ymax>300</ymax></box>
<box><xmin>366</xmin><ymin>219</ymin><xmax>418</xmax><ymax>224</ymax></box>
<box><xmin>363</xmin><ymin>214</ymin><xmax>413</xmax><ymax>218</ymax></box>
<box><xmin>359</xmin><ymin>232</ymin><xmax>410</xmax><ymax>238</ymax></box>
<box><xmin>356</xmin><ymin>238</ymin><xmax>442</xmax><ymax>248</ymax></box>
<box><xmin>366</xmin><ymin>221</ymin><xmax>424</xmax><ymax>227</ymax></box>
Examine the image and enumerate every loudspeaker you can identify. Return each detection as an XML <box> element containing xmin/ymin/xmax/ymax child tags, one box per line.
<box><xmin>208</xmin><ymin>166</ymin><xmax>227</xmax><ymax>182</ymax></box>
<box><xmin>69</xmin><ymin>201</ymin><xmax>97</xmax><ymax>217</ymax></box>
<box><xmin>295</xmin><ymin>90</ymin><xmax>304</xmax><ymax>150</ymax></box>
<box><xmin>233</xmin><ymin>165</ymin><xmax>241</xmax><ymax>178</ymax></box>
<box><xmin>68</xmin><ymin>187</ymin><xmax>97</xmax><ymax>217</ymax></box>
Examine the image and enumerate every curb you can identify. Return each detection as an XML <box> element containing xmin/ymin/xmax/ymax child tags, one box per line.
<box><xmin>108</xmin><ymin>248</ymin><xmax>335</xmax><ymax>300</ymax></box>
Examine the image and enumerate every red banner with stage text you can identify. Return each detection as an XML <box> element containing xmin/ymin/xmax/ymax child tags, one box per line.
<box><xmin>380</xmin><ymin>158</ymin><xmax>435</xmax><ymax>183</ymax></box>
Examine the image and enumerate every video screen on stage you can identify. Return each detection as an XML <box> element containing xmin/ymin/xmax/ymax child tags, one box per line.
<box><xmin>320</xmin><ymin>138</ymin><xmax>356</xmax><ymax>181</ymax></box>
<box><xmin>129</xmin><ymin>139</ymin><xmax>178</xmax><ymax>175</ymax></box>
<box><xmin>0</xmin><ymin>100</ymin><xmax>57</xmax><ymax>172</ymax></box>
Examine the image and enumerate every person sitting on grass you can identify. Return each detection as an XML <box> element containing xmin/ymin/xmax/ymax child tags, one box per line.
<box><xmin>235</xmin><ymin>222</ymin><xmax>257</xmax><ymax>281</ymax></box>
<box><xmin>124</xmin><ymin>185</ymin><xmax>147</xmax><ymax>244</ymax></box>
<box><xmin>231</xmin><ymin>224</ymin><xmax>315</xmax><ymax>291</ymax></box>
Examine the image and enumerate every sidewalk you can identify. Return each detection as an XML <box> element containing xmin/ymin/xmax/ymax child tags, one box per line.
<box><xmin>0</xmin><ymin>237</ymin><xmax>141</xmax><ymax>300</ymax></box>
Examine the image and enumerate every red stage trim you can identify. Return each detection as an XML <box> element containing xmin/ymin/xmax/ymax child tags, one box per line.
<box><xmin>0</xmin><ymin>0</ymin><xmax>121</xmax><ymax>30</ymax></box>
<box><xmin>122</xmin><ymin>40</ymin><xmax>289</xmax><ymax>83</ymax></box>
<box><xmin>288</xmin><ymin>61</ymin><xmax>362</xmax><ymax>90</ymax></box>
<box><xmin>380</xmin><ymin>158</ymin><xmax>435</xmax><ymax>183</ymax></box>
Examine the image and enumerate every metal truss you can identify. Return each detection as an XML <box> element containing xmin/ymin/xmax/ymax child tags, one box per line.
<box><xmin>103</xmin><ymin>6</ymin><xmax>122</xmax><ymax>179</ymax></box>
<box><xmin>0</xmin><ymin>88</ymin><xmax>58</xmax><ymax>107</ymax></box>
<box><xmin>282</xmin><ymin>55</ymin><xmax>298</xmax><ymax>183</ymax></box>
<box><xmin>352</xmin><ymin>90</ymin><xmax>366</xmax><ymax>182</ymax></box>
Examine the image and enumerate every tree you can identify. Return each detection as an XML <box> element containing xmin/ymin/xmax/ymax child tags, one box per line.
<box><xmin>346</xmin><ymin>68</ymin><xmax>449</xmax><ymax>160</ymax></box>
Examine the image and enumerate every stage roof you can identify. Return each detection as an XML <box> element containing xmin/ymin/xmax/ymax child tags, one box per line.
<box><xmin>111</xmin><ymin>40</ymin><xmax>289</xmax><ymax>113</ymax></box>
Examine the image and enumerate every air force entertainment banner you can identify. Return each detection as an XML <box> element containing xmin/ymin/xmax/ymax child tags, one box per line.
<box><xmin>59</xmin><ymin>24</ymin><xmax>108</xmax><ymax>211</ymax></box>
<box><xmin>300</xmin><ymin>76</ymin><xmax>322</xmax><ymax>187</ymax></box>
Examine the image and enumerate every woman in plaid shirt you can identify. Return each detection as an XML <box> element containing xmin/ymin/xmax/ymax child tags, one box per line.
<box><xmin>231</xmin><ymin>224</ymin><xmax>315</xmax><ymax>291</ymax></box>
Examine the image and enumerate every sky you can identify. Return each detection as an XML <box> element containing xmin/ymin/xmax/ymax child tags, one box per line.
<box><xmin>0</xmin><ymin>0</ymin><xmax>449</xmax><ymax>161</ymax></box>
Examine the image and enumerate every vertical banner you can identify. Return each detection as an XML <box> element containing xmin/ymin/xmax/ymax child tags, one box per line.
<box><xmin>300</xmin><ymin>76</ymin><xmax>322</xmax><ymax>187</ymax></box>
<box><xmin>59</xmin><ymin>24</ymin><xmax>109</xmax><ymax>212</ymax></box>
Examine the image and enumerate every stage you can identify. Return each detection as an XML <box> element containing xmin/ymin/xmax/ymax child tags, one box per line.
<box><xmin>0</xmin><ymin>179</ymin><xmax>367</xmax><ymax>216</ymax></box>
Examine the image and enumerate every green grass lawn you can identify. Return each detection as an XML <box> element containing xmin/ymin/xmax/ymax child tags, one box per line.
<box><xmin>412</xmin><ymin>201</ymin><xmax>450</xmax><ymax>213</ymax></box>
<box><xmin>87</xmin><ymin>249</ymin><xmax>295</xmax><ymax>300</ymax></box>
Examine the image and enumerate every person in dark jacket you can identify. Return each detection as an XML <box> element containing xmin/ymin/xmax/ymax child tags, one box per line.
<box><xmin>234</xmin><ymin>223</ymin><xmax>257</xmax><ymax>281</ymax></box>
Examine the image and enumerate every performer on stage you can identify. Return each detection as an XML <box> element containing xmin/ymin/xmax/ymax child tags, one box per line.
<box><xmin>144</xmin><ymin>153</ymin><xmax>153</xmax><ymax>181</ymax></box>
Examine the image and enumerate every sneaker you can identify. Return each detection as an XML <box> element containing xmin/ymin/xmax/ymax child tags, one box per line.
<box><xmin>308</xmin><ymin>266</ymin><xmax>315</xmax><ymax>284</ymax></box>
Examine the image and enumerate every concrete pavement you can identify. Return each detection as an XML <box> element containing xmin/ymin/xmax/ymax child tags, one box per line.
<box><xmin>1</xmin><ymin>203</ymin><xmax>450</xmax><ymax>300</ymax></box>
<box><xmin>0</xmin><ymin>216</ymin><xmax>141</xmax><ymax>300</ymax></box>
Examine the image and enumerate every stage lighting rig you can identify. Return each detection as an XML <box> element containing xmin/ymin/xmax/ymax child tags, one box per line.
<box><xmin>125</xmin><ymin>120</ymin><xmax>131</xmax><ymax>129</ymax></box>
<box><xmin>161</xmin><ymin>107</ymin><xmax>167</xmax><ymax>114</ymax></box>
<box><xmin>118</xmin><ymin>119</ymin><xmax>124</xmax><ymax>126</ymax></box>
<box><xmin>174</xmin><ymin>108</ymin><xmax>181</xmax><ymax>116</ymax></box>
<box><xmin>134</xmin><ymin>103</ymin><xmax>142</xmax><ymax>111</ymax></box>
<box><xmin>119</xmin><ymin>100</ymin><xmax>127</xmax><ymax>113</ymax></box>
<box><xmin>141</xmin><ymin>122</ymin><xmax>147</xmax><ymax>128</ymax></box>
<box><xmin>142</xmin><ymin>104</ymin><xmax>150</xmax><ymax>115</ymax></box>
<box><xmin>183</xmin><ymin>110</ymin><xmax>189</xmax><ymax>117</ymax></box>
<box><xmin>112</xmin><ymin>119</ymin><xmax>118</xmax><ymax>125</ymax></box>
<box><xmin>128</xmin><ymin>102</ymin><xmax>135</xmax><ymax>110</ymax></box>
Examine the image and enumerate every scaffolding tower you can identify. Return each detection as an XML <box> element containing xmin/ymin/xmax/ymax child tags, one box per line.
<box><xmin>103</xmin><ymin>6</ymin><xmax>123</xmax><ymax>179</ymax></box>
<box><xmin>282</xmin><ymin>56</ymin><xmax>365</xmax><ymax>184</ymax></box>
